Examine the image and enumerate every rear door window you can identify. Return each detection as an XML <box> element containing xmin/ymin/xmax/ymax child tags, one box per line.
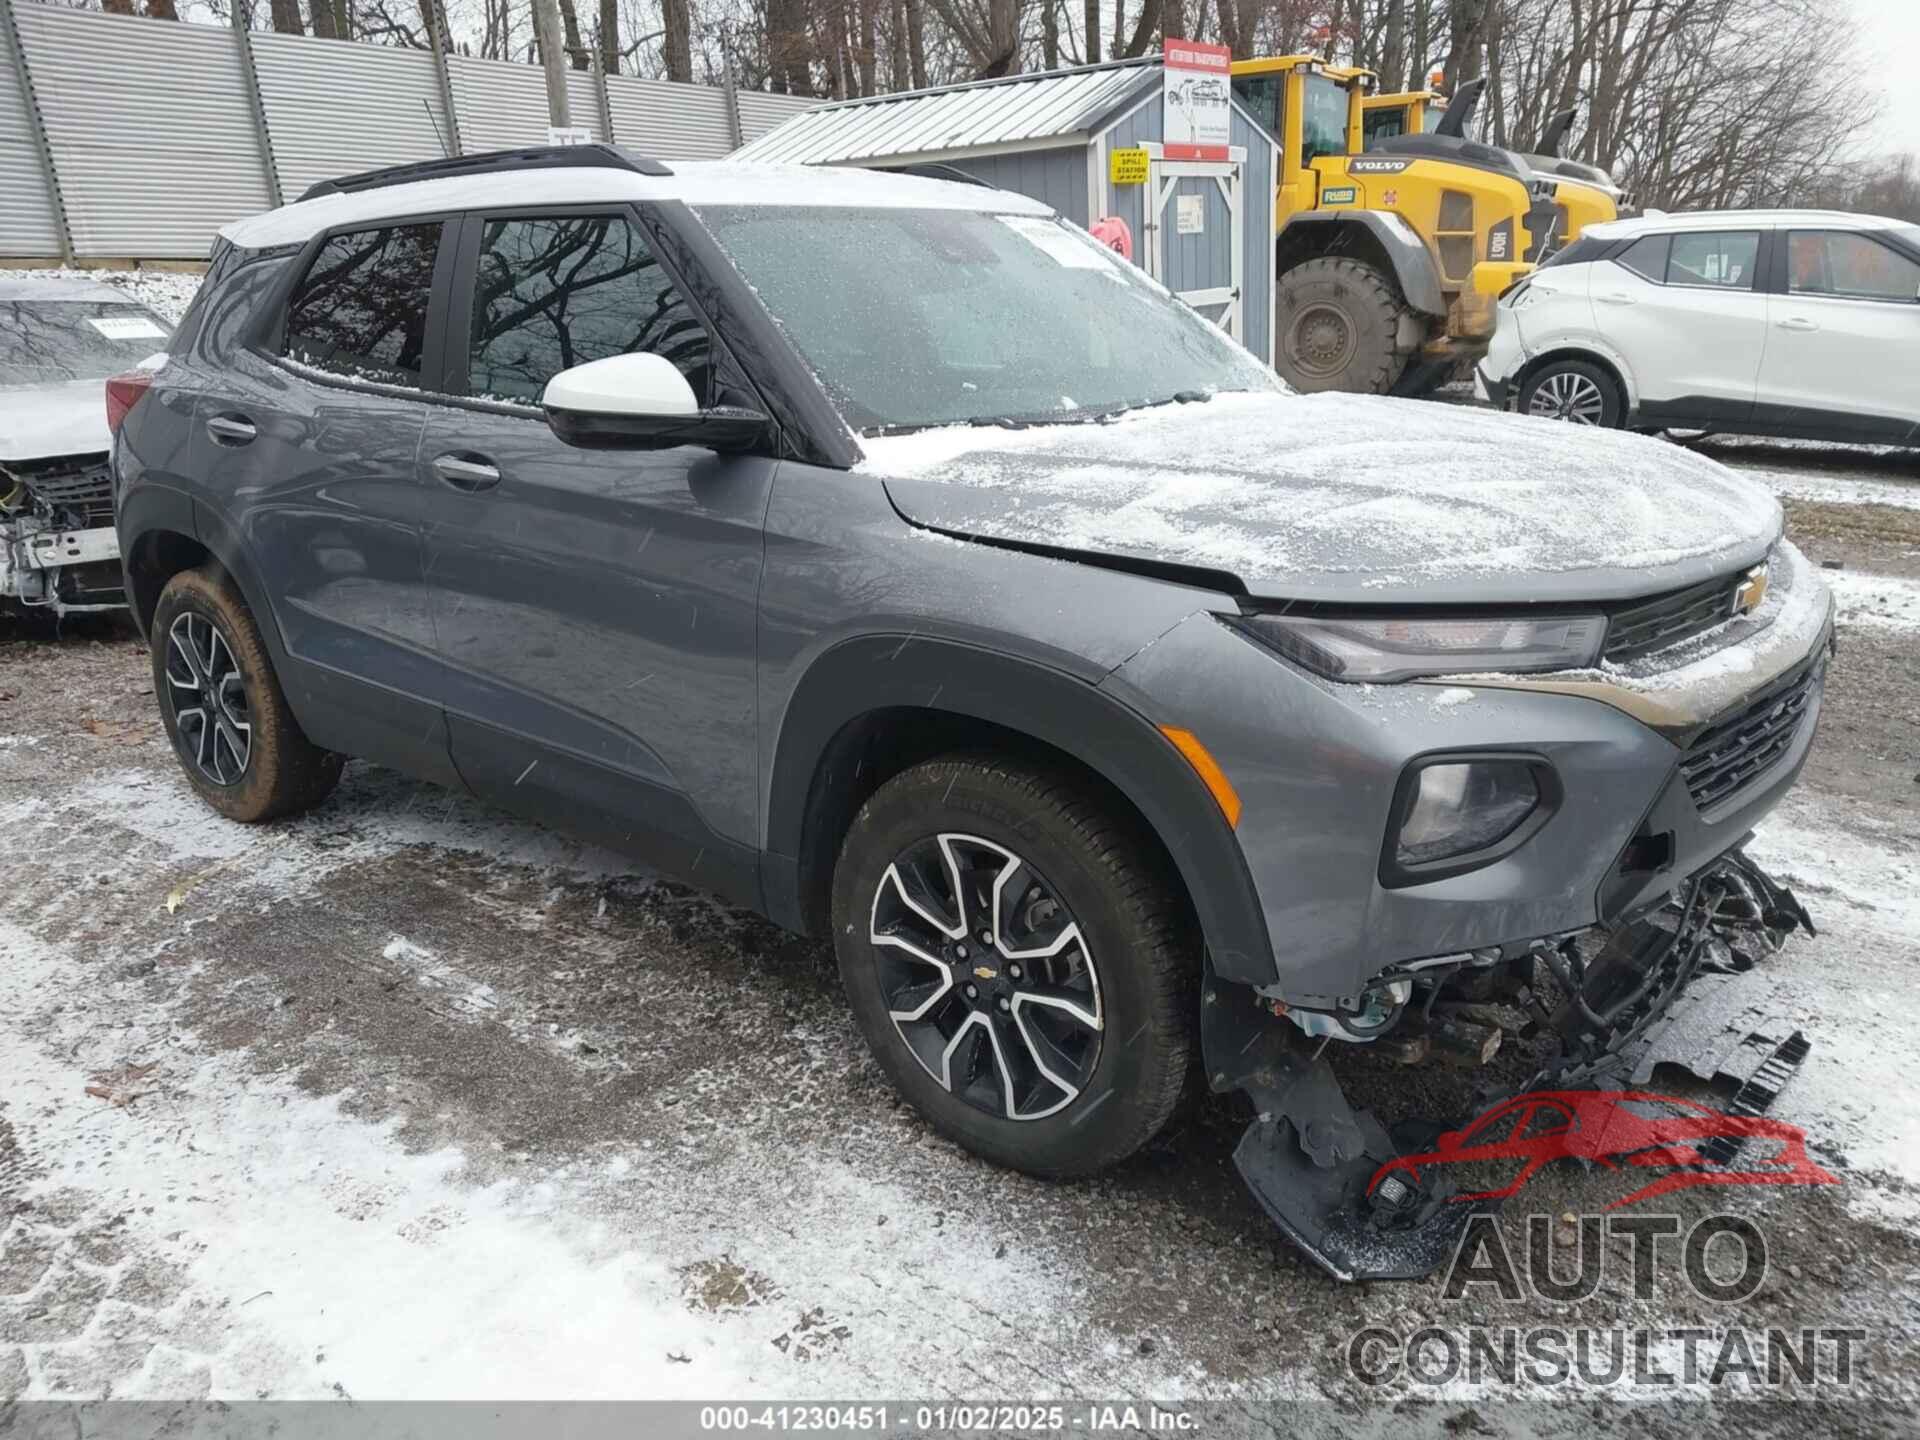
<box><xmin>465</xmin><ymin>214</ymin><xmax>713</xmax><ymax>405</ymax></box>
<box><xmin>1787</xmin><ymin>231</ymin><xmax>1920</xmax><ymax>302</ymax></box>
<box><xmin>281</xmin><ymin>222</ymin><xmax>442</xmax><ymax>388</ymax></box>
<box><xmin>1665</xmin><ymin>231</ymin><xmax>1759</xmax><ymax>289</ymax></box>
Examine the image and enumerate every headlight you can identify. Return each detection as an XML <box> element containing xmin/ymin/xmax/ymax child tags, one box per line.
<box><xmin>1385</xmin><ymin>756</ymin><xmax>1558</xmax><ymax>882</ymax></box>
<box><xmin>1229</xmin><ymin>612</ymin><xmax>1605</xmax><ymax>684</ymax></box>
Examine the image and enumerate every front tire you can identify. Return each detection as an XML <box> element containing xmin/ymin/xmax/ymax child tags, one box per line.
<box><xmin>151</xmin><ymin>565</ymin><xmax>343</xmax><ymax>823</ymax></box>
<box><xmin>1274</xmin><ymin>256</ymin><xmax>1415</xmax><ymax>395</ymax></box>
<box><xmin>830</xmin><ymin>756</ymin><xmax>1197</xmax><ymax>1178</ymax></box>
<box><xmin>1519</xmin><ymin>359</ymin><xmax>1624</xmax><ymax>427</ymax></box>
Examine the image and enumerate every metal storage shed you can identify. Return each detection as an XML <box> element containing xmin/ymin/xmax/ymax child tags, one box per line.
<box><xmin>734</xmin><ymin>59</ymin><xmax>1280</xmax><ymax>366</ymax></box>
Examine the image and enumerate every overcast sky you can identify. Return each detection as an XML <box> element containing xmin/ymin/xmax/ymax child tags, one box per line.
<box><xmin>1852</xmin><ymin>0</ymin><xmax>1920</xmax><ymax>155</ymax></box>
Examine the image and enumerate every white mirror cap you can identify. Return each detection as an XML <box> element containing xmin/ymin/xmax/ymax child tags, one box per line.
<box><xmin>540</xmin><ymin>352</ymin><xmax>698</xmax><ymax>419</ymax></box>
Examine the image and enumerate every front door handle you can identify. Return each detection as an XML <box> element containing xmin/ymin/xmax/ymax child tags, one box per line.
<box><xmin>205</xmin><ymin>414</ymin><xmax>257</xmax><ymax>446</ymax></box>
<box><xmin>1776</xmin><ymin>316</ymin><xmax>1820</xmax><ymax>332</ymax></box>
<box><xmin>1596</xmin><ymin>292</ymin><xmax>1638</xmax><ymax>306</ymax></box>
<box><xmin>432</xmin><ymin>453</ymin><xmax>501</xmax><ymax>492</ymax></box>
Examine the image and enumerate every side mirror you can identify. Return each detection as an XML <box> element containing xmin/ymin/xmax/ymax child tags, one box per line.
<box><xmin>540</xmin><ymin>352</ymin><xmax>770</xmax><ymax>452</ymax></box>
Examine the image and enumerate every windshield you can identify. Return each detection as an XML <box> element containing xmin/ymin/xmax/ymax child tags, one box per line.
<box><xmin>0</xmin><ymin>301</ymin><xmax>171</xmax><ymax>386</ymax></box>
<box><xmin>698</xmin><ymin>206</ymin><xmax>1277</xmax><ymax>433</ymax></box>
<box><xmin>1302</xmin><ymin>75</ymin><xmax>1350</xmax><ymax>164</ymax></box>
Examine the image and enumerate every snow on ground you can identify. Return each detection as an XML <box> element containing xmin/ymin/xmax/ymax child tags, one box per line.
<box><xmin>1823</xmin><ymin>569</ymin><xmax>1920</xmax><ymax>631</ymax></box>
<box><xmin>0</xmin><ymin>267</ymin><xmax>202</xmax><ymax>325</ymax></box>
<box><xmin>0</xmin><ymin>760</ymin><xmax>1180</xmax><ymax>1404</ymax></box>
<box><xmin>1725</xmin><ymin>462</ymin><xmax>1920</xmax><ymax>514</ymax></box>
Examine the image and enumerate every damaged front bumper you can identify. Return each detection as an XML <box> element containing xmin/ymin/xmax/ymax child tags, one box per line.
<box><xmin>1204</xmin><ymin>849</ymin><xmax>1817</xmax><ymax>1282</ymax></box>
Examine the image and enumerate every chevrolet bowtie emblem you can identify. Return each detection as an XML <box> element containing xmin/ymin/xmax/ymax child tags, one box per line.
<box><xmin>1734</xmin><ymin>564</ymin><xmax>1769</xmax><ymax>616</ymax></box>
<box><xmin>974</xmin><ymin>965</ymin><xmax>997</xmax><ymax>981</ymax></box>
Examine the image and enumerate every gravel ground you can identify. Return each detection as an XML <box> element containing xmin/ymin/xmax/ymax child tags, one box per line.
<box><xmin>2</xmin><ymin>415</ymin><xmax>1917</xmax><ymax>1433</ymax></box>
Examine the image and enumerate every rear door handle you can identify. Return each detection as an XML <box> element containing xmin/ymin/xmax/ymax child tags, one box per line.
<box><xmin>432</xmin><ymin>453</ymin><xmax>501</xmax><ymax>492</ymax></box>
<box><xmin>1596</xmin><ymin>292</ymin><xmax>1638</xmax><ymax>306</ymax></box>
<box><xmin>1776</xmin><ymin>317</ymin><xmax>1820</xmax><ymax>332</ymax></box>
<box><xmin>205</xmin><ymin>414</ymin><xmax>257</xmax><ymax>446</ymax></box>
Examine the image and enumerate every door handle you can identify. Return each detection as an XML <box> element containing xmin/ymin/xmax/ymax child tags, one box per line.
<box><xmin>1597</xmin><ymin>292</ymin><xmax>1638</xmax><ymax>306</ymax></box>
<box><xmin>432</xmin><ymin>453</ymin><xmax>501</xmax><ymax>492</ymax></box>
<box><xmin>1776</xmin><ymin>317</ymin><xmax>1820</xmax><ymax>332</ymax></box>
<box><xmin>205</xmin><ymin>414</ymin><xmax>257</xmax><ymax>446</ymax></box>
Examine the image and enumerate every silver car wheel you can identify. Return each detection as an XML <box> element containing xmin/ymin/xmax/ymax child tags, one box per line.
<box><xmin>868</xmin><ymin>832</ymin><xmax>1104</xmax><ymax>1122</ymax></box>
<box><xmin>1529</xmin><ymin>370</ymin><xmax>1608</xmax><ymax>425</ymax></box>
<box><xmin>165</xmin><ymin>612</ymin><xmax>252</xmax><ymax>786</ymax></box>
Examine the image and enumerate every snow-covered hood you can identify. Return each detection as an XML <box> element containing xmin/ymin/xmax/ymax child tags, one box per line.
<box><xmin>864</xmin><ymin>391</ymin><xmax>1782</xmax><ymax>604</ymax></box>
<box><xmin>0</xmin><ymin>379</ymin><xmax>109</xmax><ymax>464</ymax></box>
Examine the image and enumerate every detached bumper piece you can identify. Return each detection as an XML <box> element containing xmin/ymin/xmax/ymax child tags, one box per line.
<box><xmin>1207</xmin><ymin>848</ymin><xmax>1815</xmax><ymax>1282</ymax></box>
<box><xmin>1202</xmin><ymin>979</ymin><xmax>1484</xmax><ymax>1282</ymax></box>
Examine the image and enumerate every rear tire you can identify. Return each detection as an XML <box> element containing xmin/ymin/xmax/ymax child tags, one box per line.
<box><xmin>151</xmin><ymin>565</ymin><xmax>343</xmax><ymax>823</ymax></box>
<box><xmin>1518</xmin><ymin>359</ymin><xmax>1624</xmax><ymax>428</ymax></box>
<box><xmin>830</xmin><ymin>755</ymin><xmax>1198</xmax><ymax>1179</ymax></box>
<box><xmin>1274</xmin><ymin>256</ymin><xmax>1415</xmax><ymax>395</ymax></box>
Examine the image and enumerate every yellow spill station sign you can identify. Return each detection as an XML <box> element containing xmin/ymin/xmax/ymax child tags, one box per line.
<box><xmin>1109</xmin><ymin>147</ymin><xmax>1150</xmax><ymax>186</ymax></box>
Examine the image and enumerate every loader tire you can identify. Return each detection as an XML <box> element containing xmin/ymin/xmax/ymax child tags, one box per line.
<box><xmin>1275</xmin><ymin>257</ymin><xmax>1415</xmax><ymax>395</ymax></box>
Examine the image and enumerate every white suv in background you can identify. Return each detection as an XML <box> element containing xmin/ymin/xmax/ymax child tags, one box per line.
<box><xmin>1478</xmin><ymin>209</ymin><xmax>1920</xmax><ymax>444</ymax></box>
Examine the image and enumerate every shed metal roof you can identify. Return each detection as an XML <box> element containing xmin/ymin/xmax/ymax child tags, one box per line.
<box><xmin>733</xmin><ymin>60</ymin><xmax>1160</xmax><ymax>166</ymax></box>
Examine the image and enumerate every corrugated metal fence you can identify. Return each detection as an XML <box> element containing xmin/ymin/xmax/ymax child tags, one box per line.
<box><xmin>0</xmin><ymin>0</ymin><xmax>816</xmax><ymax>261</ymax></box>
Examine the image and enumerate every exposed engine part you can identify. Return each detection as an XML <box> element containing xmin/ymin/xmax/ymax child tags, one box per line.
<box><xmin>1275</xmin><ymin>978</ymin><xmax>1412</xmax><ymax>1042</ymax></box>
<box><xmin>0</xmin><ymin>454</ymin><xmax>125</xmax><ymax>615</ymax></box>
<box><xmin>1204</xmin><ymin>847</ymin><xmax>1817</xmax><ymax>1282</ymax></box>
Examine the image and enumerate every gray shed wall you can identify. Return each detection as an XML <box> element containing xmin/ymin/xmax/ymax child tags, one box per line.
<box><xmin>1093</xmin><ymin>96</ymin><xmax>1274</xmax><ymax>365</ymax></box>
<box><xmin>894</xmin><ymin>147</ymin><xmax>1092</xmax><ymax>228</ymax></box>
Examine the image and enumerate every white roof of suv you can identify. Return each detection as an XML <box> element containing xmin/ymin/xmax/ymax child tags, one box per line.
<box><xmin>1584</xmin><ymin>208</ymin><xmax>1904</xmax><ymax>243</ymax></box>
<box><xmin>220</xmin><ymin>159</ymin><xmax>1052</xmax><ymax>250</ymax></box>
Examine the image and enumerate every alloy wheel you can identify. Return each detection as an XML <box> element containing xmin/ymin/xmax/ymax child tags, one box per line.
<box><xmin>1529</xmin><ymin>370</ymin><xmax>1607</xmax><ymax>425</ymax></box>
<box><xmin>868</xmin><ymin>833</ymin><xmax>1104</xmax><ymax>1122</ymax></box>
<box><xmin>165</xmin><ymin>611</ymin><xmax>252</xmax><ymax>786</ymax></box>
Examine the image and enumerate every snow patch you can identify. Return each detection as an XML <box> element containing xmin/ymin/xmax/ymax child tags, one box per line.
<box><xmin>1824</xmin><ymin>569</ymin><xmax>1920</xmax><ymax>632</ymax></box>
<box><xmin>864</xmin><ymin>390</ymin><xmax>1781</xmax><ymax>599</ymax></box>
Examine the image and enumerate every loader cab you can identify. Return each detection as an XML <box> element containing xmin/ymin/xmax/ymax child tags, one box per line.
<box><xmin>1229</xmin><ymin>56</ymin><xmax>1363</xmax><ymax>171</ymax></box>
<box><xmin>1362</xmin><ymin>91</ymin><xmax>1447</xmax><ymax>146</ymax></box>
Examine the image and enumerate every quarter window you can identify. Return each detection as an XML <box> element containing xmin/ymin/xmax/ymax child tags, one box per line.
<box><xmin>1665</xmin><ymin>231</ymin><xmax>1759</xmax><ymax>289</ymax></box>
<box><xmin>282</xmin><ymin>223</ymin><xmax>441</xmax><ymax>388</ymax></box>
<box><xmin>467</xmin><ymin>215</ymin><xmax>712</xmax><ymax>405</ymax></box>
<box><xmin>1613</xmin><ymin>233</ymin><xmax>1669</xmax><ymax>282</ymax></box>
<box><xmin>1787</xmin><ymin>231</ymin><xmax>1920</xmax><ymax>302</ymax></box>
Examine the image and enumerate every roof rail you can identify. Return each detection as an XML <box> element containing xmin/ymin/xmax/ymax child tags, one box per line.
<box><xmin>888</xmin><ymin>162</ymin><xmax>990</xmax><ymax>188</ymax></box>
<box><xmin>297</xmin><ymin>145</ymin><xmax>673</xmax><ymax>203</ymax></box>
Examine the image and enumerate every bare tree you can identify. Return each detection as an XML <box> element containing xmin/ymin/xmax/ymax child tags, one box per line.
<box><xmin>597</xmin><ymin>0</ymin><xmax>619</xmax><ymax>71</ymax></box>
<box><xmin>663</xmin><ymin>0</ymin><xmax>694</xmax><ymax>81</ymax></box>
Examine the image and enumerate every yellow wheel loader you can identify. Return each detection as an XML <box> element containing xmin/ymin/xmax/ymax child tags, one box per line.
<box><xmin>1363</xmin><ymin>83</ymin><xmax>1626</xmax><ymax>243</ymax></box>
<box><xmin>1231</xmin><ymin>58</ymin><xmax>1613</xmax><ymax>395</ymax></box>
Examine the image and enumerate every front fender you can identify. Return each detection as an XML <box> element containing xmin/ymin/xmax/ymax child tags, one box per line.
<box><xmin>761</xmin><ymin>633</ymin><xmax>1278</xmax><ymax>983</ymax></box>
<box><xmin>1280</xmin><ymin>211</ymin><xmax>1449</xmax><ymax>317</ymax></box>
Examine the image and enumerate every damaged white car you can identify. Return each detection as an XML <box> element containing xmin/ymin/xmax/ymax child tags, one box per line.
<box><xmin>2</xmin><ymin>276</ymin><xmax>172</xmax><ymax>615</ymax></box>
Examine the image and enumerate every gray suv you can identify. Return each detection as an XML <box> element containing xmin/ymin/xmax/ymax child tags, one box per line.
<box><xmin>112</xmin><ymin>147</ymin><xmax>1832</xmax><ymax>1280</ymax></box>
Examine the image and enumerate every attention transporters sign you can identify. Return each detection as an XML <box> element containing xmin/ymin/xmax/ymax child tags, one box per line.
<box><xmin>1162</xmin><ymin>38</ymin><xmax>1232</xmax><ymax>161</ymax></box>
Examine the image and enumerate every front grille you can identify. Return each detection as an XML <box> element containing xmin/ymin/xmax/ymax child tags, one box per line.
<box><xmin>1604</xmin><ymin>572</ymin><xmax>1743</xmax><ymax>663</ymax></box>
<box><xmin>1679</xmin><ymin>664</ymin><xmax>1820</xmax><ymax>811</ymax></box>
<box><xmin>9</xmin><ymin>454</ymin><xmax>113</xmax><ymax>511</ymax></box>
